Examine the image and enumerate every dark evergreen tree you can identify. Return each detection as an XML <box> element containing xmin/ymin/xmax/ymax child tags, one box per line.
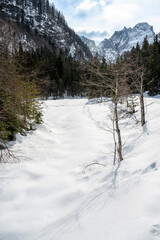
<box><xmin>148</xmin><ymin>35</ymin><xmax>160</xmax><ymax>95</ymax></box>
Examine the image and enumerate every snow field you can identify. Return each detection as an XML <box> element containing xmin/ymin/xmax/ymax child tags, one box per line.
<box><xmin>0</xmin><ymin>97</ymin><xmax>160</xmax><ymax>240</ymax></box>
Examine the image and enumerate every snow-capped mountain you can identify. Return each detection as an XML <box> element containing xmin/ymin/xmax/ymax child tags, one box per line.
<box><xmin>0</xmin><ymin>0</ymin><xmax>92</xmax><ymax>60</ymax></box>
<box><xmin>81</xmin><ymin>23</ymin><xmax>155</xmax><ymax>61</ymax></box>
<box><xmin>80</xmin><ymin>36</ymin><xmax>98</xmax><ymax>56</ymax></box>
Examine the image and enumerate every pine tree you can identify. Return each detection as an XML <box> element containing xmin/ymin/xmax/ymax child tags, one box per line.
<box><xmin>148</xmin><ymin>35</ymin><xmax>160</xmax><ymax>95</ymax></box>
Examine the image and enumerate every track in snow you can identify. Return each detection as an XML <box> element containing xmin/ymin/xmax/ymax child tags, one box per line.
<box><xmin>0</xmin><ymin>98</ymin><xmax>160</xmax><ymax>240</ymax></box>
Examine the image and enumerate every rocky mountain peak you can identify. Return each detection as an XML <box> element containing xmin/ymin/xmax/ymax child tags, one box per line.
<box><xmin>80</xmin><ymin>36</ymin><xmax>98</xmax><ymax>55</ymax></box>
<box><xmin>133</xmin><ymin>22</ymin><xmax>153</xmax><ymax>31</ymax></box>
<box><xmin>81</xmin><ymin>22</ymin><xmax>155</xmax><ymax>61</ymax></box>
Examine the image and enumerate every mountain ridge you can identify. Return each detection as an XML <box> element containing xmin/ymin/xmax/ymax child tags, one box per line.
<box><xmin>81</xmin><ymin>22</ymin><xmax>156</xmax><ymax>61</ymax></box>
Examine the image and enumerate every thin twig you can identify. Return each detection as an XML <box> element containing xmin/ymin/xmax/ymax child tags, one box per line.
<box><xmin>82</xmin><ymin>163</ymin><xmax>107</xmax><ymax>174</ymax></box>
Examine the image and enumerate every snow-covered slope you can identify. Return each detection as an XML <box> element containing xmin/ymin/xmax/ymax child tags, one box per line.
<box><xmin>0</xmin><ymin>97</ymin><xmax>160</xmax><ymax>240</ymax></box>
<box><xmin>0</xmin><ymin>0</ymin><xmax>92</xmax><ymax>60</ymax></box>
<box><xmin>81</xmin><ymin>22</ymin><xmax>155</xmax><ymax>61</ymax></box>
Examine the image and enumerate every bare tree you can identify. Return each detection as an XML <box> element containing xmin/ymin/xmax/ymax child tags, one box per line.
<box><xmin>113</xmin><ymin>77</ymin><xmax>123</xmax><ymax>162</ymax></box>
<box><xmin>122</xmin><ymin>55</ymin><xmax>146</xmax><ymax>126</ymax></box>
<box><xmin>82</xmin><ymin>58</ymin><xmax>131</xmax><ymax>163</ymax></box>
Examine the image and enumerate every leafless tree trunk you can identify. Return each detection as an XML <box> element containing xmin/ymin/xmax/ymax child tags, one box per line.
<box><xmin>82</xmin><ymin>58</ymin><xmax>126</xmax><ymax>164</ymax></box>
<box><xmin>114</xmin><ymin>99</ymin><xmax>123</xmax><ymax>161</ymax></box>
<box><xmin>112</xmin><ymin>116</ymin><xmax>117</xmax><ymax>165</ymax></box>
<box><xmin>121</xmin><ymin>55</ymin><xmax>147</xmax><ymax>126</ymax></box>
<box><xmin>140</xmin><ymin>73</ymin><xmax>145</xmax><ymax>126</ymax></box>
<box><xmin>113</xmin><ymin>78</ymin><xmax>123</xmax><ymax>162</ymax></box>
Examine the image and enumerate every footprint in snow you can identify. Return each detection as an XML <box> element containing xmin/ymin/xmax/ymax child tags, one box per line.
<box><xmin>151</xmin><ymin>225</ymin><xmax>160</xmax><ymax>238</ymax></box>
<box><xmin>142</xmin><ymin>162</ymin><xmax>157</xmax><ymax>174</ymax></box>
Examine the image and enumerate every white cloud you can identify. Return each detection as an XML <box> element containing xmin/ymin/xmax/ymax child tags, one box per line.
<box><xmin>99</xmin><ymin>0</ymin><xmax>106</xmax><ymax>6</ymax></box>
<box><xmin>77</xmin><ymin>0</ymin><xmax>98</xmax><ymax>10</ymax></box>
<box><xmin>101</xmin><ymin>2</ymin><xmax>139</xmax><ymax>34</ymax></box>
<box><xmin>77</xmin><ymin>30</ymin><xmax>109</xmax><ymax>44</ymax></box>
<box><xmin>50</xmin><ymin>0</ymin><xmax>160</xmax><ymax>42</ymax></box>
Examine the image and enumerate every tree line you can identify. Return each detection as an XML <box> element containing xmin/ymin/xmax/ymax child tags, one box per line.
<box><xmin>124</xmin><ymin>36</ymin><xmax>160</xmax><ymax>96</ymax></box>
<box><xmin>17</xmin><ymin>44</ymin><xmax>84</xmax><ymax>98</ymax></box>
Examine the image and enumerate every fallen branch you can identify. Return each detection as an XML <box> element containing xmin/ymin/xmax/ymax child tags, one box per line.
<box><xmin>82</xmin><ymin>162</ymin><xmax>107</xmax><ymax>174</ymax></box>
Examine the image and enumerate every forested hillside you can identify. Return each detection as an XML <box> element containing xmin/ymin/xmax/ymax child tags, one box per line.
<box><xmin>0</xmin><ymin>24</ymin><xmax>84</xmax><ymax>150</ymax></box>
<box><xmin>0</xmin><ymin>0</ymin><xmax>90</xmax><ymax>148</ymax></box>
<box><xmin>0</xmin><ymin>0</ymin><xmax>92</xmax><ymax>60</ymax></box>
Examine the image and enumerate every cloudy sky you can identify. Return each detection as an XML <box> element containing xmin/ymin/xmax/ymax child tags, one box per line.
<box><xmin>49</xmin><ymin>0</ymin><xmax>160</xmax><ymax>43</ymax></box>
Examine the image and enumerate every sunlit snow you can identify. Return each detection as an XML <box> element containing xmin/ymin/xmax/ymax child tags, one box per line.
<box><xmin>0</xmin><ymin>97</ymin><xmax>160</xmax><ymax>240</ymax></box>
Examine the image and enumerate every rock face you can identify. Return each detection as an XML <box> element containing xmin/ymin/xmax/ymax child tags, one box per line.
<box><xmin>0</xmin><ymin>0</ymin><xmax>92</xmax><ymax>60</ymax></box>
<box><xmin>81</xmin><ymin>22</ymin><xmax>155</xmax><ymax>61</ymax></box>
<box><xmin>80</xmin><ymin>36</ymin><xmax>99</xmax><ymax>56</ymax></box>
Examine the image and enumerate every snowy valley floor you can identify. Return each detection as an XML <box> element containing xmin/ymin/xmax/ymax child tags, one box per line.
<box><xmin>0</xmin><ymin>97</ymin><xmax>160</xmax><ymax>240</ymax></box>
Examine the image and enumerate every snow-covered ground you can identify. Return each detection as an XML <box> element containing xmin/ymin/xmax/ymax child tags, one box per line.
<box><xmin>0</xmin><ymin>97</ymin><xmax>160</xmax><ymax>240</ymax></box>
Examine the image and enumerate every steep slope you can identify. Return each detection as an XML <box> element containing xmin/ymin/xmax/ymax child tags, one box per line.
<box><xmin>81</xmin><ymin>22</ymin><xmax>155</xmax><ymax>61</ymax></box>
<box><xmin>0</xmin><ymin>0</ymin><xmax>92</xmax><ymax>60</ymax></box>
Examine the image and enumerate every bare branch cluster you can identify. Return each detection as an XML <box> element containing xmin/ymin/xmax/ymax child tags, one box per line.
<box><xmin>82</xmin><ymin>54</ymin><xmax>147</xmax><ymax>164</ymax></box>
